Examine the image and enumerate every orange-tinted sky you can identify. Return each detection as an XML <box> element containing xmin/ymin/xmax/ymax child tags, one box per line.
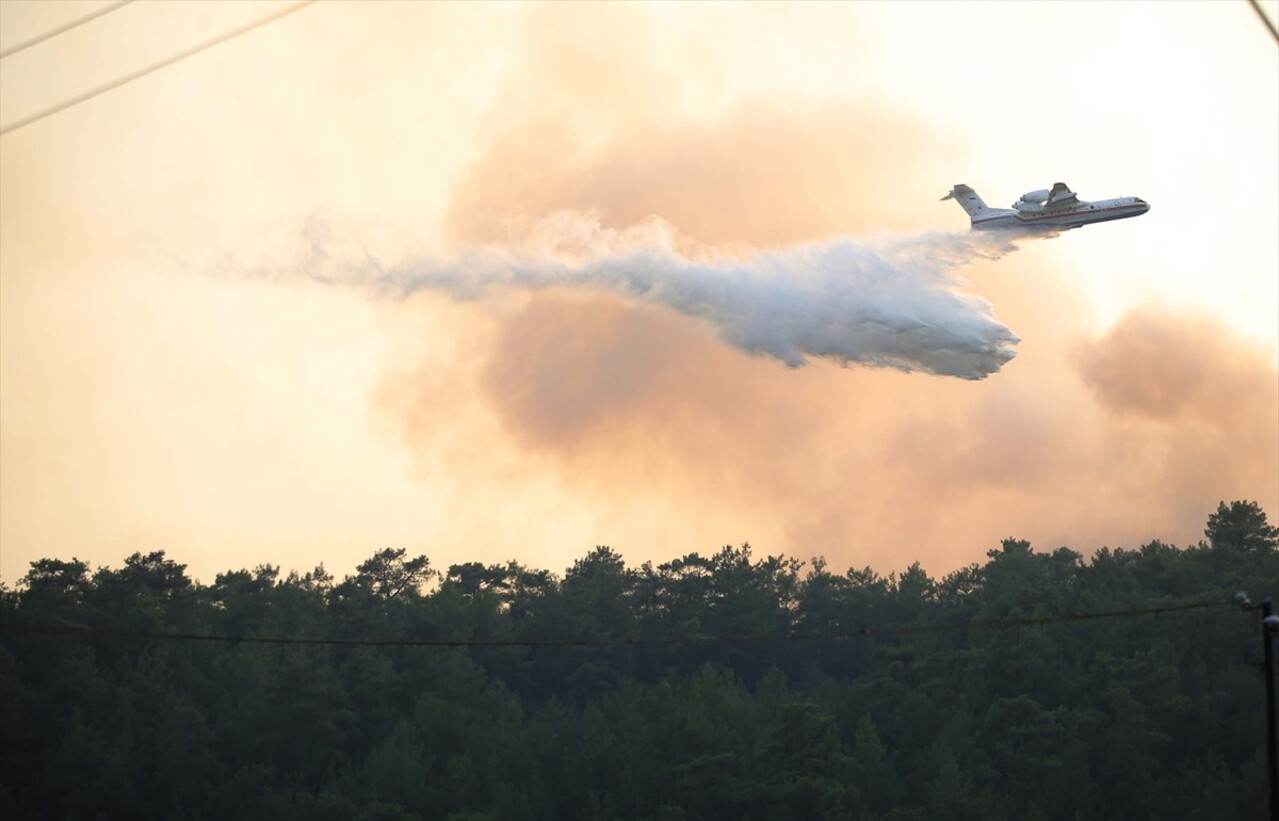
<box><xmin>2</xmin><ymin>1</ymin><xmax>1276</xmax><ymax>584</ymax></box>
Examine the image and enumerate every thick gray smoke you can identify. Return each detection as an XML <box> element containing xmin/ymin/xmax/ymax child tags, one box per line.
<box><xmin>323</xmin><ymin>213</ymin><xmax>1025</xmax><ymax>379</ymax></box>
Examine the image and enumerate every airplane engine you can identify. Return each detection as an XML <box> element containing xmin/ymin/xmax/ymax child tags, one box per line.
<box><xmin>1019</xmin><ymin>189</ymin><xmax>1050</xmax><ymax>204</ymax></box>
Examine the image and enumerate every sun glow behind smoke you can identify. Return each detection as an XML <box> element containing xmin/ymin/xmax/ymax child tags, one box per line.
<box><xmin>328</xmin><ymin>213</ymin><xmax>1027</xmax><ymax>379</ymax></box>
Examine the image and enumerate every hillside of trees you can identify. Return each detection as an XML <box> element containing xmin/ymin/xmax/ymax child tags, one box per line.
<box><xmin>1</xmin><ymin>500</ymin><xmax>1276</xmax><ymax>820</ymax></box>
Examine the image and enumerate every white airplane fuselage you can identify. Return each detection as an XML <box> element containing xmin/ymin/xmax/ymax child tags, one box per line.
<box><xmin>971</xmin><ymin>196</ymin><xmax>1149</xmax><ymax>230</ymax></box>
<box><xmin>943</xmin><ymin>183</ymin><xmax>1150</xmax><ymax>231</ymax></box>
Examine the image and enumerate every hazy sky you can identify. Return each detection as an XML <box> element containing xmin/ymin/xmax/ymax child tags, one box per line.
<box><xmin>2</xmin><ymin>0</ymin><xmax>1276</xmax><ymax>585</ymax></box>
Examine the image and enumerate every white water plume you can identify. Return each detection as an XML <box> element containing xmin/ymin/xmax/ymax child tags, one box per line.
<box><xmin>314</xmin><ymin>213</ymin><xmax>1028</xmax><ymax>379</ymax></box>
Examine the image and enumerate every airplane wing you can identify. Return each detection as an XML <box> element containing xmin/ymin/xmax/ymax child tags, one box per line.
<box><xmin>1048</xmin><ymin>182</ymin><xmax>1078</xmax><ymax>205</ymax></box>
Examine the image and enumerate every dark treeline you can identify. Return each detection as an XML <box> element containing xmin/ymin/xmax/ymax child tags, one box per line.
<box><xmin>1</xmin><ymin>501</ymin><xmax>1276</xmax><ymax>820</ymax></box>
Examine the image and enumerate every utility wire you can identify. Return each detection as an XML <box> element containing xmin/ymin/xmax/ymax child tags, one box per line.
<box><xmin>0</xmin><ymin>598</ymin><xmax>1235</xmax><ymax>648</ymax></box>
<box><xmin>0</xmin><ymin>0</ymin><xmax>134</xmax><ymax>60</ymax></box>
<box><xmin>0</xmin><ymin>0</ymin><xmax>317</xmax><ymax>136</ymax></box>
<box><xmin>1247</xmin><ymin>0</ymin><xmax>1279</xmax><ymax>45</ymax></box>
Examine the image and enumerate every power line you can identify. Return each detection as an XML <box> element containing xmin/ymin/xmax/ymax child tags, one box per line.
<box><xmin>0</xmin><ymin>0</ymin><xmax>317</xmax><ymax>137</ymax></box>
<box><xmin>0</xmin><ymin>0</ymin><xmax>134</xmax><ymax>60</ymax></box>
<box><xmin>0</xmin><ymin>598</ymin><xmax>1234</xmax><ymax>648</ymax></box>
<box><xmin>1247</xmin><ymin>0</ymin><xmax>1279</xmax><ymax>45</ymax></box>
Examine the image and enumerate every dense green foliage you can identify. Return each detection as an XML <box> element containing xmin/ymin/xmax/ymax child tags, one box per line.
<box><xmin>2</xmin><ymin>501</ymin><xmax>1276</xmax><ymax>820</ymax></box>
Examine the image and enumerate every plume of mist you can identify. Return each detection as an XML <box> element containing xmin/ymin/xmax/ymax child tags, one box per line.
<box><xmin>318</xmin><ymin>213</ymin><xmax>1028</xmax><ymax>379</ymax></box>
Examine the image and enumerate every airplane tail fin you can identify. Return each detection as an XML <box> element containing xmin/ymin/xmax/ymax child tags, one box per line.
<box><xmin>941</xmin><ymin>184</ymin><xmax>992</xmax><ymax>221</ymax></box>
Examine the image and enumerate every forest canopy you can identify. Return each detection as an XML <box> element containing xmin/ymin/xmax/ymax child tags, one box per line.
<box><xmin>1</xmin><ymin>500</ymin><xmax>1276</xmax><ymax>820</ymax></box>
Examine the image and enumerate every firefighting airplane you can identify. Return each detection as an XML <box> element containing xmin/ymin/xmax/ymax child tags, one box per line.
<box><xmin>942</xmin><ymin>182</ymin><xmax>1149</xmax><ymax>230</ymax></box>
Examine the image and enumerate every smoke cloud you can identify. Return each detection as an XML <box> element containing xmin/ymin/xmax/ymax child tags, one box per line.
<box><xmin>346</xmin><ymin>214</ymin><xmax>1023</xmax><ymax>379</ymax></box>
<box><xmin>342</xmin><ymin>4</ymin><xmax>1274</xmax><ymax>575</ymax></box>
<box><xmin>3</xmin><ymin>0</ymin><xmax>1276</xmax><ymax>590</ymax></box>
<box><xmin>1074</xmin><ymin>308</ymin><xmax>1270</xmax><ymax>423</ymax></box>
<box><xmin>1072</xmin><ymin>308</ymin><xmax>1279</xmax><ymax>525</ymax></box>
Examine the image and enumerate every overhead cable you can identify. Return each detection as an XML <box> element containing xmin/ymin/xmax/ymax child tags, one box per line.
<box><xmin>1247</xmin><ymin>0</ymin><xmax>1279</xmax><ymax>45</ymax></box>
<box><xmin>0</xmin><ymin>1</ymin><xmax>134</xmax><ymax>60</ymax></box>
<box><xmin>0</xmin><ymin>0</ymin><xmax>317</xmax><ymax>136</ymax></box>
<box><xmin>0</xmin><ymin>598</ymin><xmax>1235</xmax><ymax>648</ymax></box>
